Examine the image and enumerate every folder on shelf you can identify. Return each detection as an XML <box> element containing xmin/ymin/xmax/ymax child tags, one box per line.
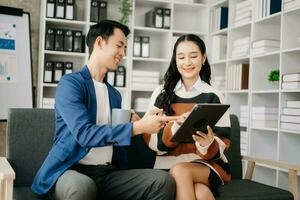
<box><xmin>65</xmin><ymin>0</ymin><xmax>76</xmax><ymax>20</ymax></box>
<box><xmin>99</xmin><ymin>1</ymin><xmax>107</xmax><ymax>22</ymax></box>
<box><xmin>46</xmin><ymin>0</ymin><xmax>55</xmax><ymax>18</ymax></box>
<box><xmin>115</xmin><ymin>66</ymin><xmax>126</xmax><ymax>87</ymax></box>
<box><xmin>54</xmin><ymin>29</ymin><xmax>64</xmax><ymax>51</ymax></box>
<box><xmin>73</xmin><ymin>31</ymin><xmax>83</xmax><ymax>52</ymax></box>
<box><xmin>141</xmin><ymin>36</ymin><xmax>150</xmax><ymax>57</ymax></box>
<box><xmin>64</xmin><ymin>30</ymin><xmax>73</xmax><ymax>52</ymax></box>
<box><xmin>64</xmin><ymin>62</ymin><xmax>73</xmax><ymax>74</ymax></box>
<box><xmin>163</xmin><ymin>8</ymin><xmax>171</xmax><ymax>29</ymax></box>
<box><xmin>54</xmin><ymin>62</ymin><xmax>64</xmax><ymax>82</ymax></box>
<box><xmin>55</xmin><ymin>0</ymin><xmax>65</xmax><ymax>19</ymax></box>
<box><xmin>44</xmin><ymin>61</ymin><xmax>54</xmax><ymax>83</ymax></box>
<box><xmin>90</xmin><ymin>0</ymin><xmax>99</xmax><ymax>22</ymax></box>
<box><xmin>45</xmin><ymin>28</ymin><xmax>55</xmax><ymax>50</ymax></box>
<box><xmin>145</xmin><ymin>7</ymin><xmax>163</xmax><ymax>28</ymax></box>
<box><xmin>133</xmin><ymin>36</ymin><xmax>141</xmax><ymax>57</ymax></box>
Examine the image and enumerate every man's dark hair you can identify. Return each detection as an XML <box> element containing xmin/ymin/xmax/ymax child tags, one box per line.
<box><xmin>86</xmin><ymin>20</ymin><xmax>130</xmax><ymax>56</ymax></box>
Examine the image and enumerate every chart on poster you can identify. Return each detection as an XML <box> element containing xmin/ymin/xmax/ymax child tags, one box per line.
<box><xmin>0</xmin><ymin>7</ymin><xmax>33</xmax><ymax>120</ymax></box>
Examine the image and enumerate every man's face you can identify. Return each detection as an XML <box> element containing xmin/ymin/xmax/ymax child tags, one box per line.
<box><xmin>99</xmin><ymin>28</ymin><xmax>127</xmax><ymax>70</ymax></box>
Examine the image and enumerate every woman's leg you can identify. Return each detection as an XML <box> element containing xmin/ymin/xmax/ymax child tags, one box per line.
<box><xmin>194</xmin><ymin>183</ymin><xmax>215</xmax><ymax>200</ymax></box>
<box><xmin>169</xmin><ymin>162</ymin><xmax>211</xmax><ymax>200</ymax></box>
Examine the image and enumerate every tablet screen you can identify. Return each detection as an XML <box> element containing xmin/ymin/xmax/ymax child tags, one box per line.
<box><xmin>170</xmin><ymin>104</ymin><xmax>230</xmax><ymax>143</ymax></box>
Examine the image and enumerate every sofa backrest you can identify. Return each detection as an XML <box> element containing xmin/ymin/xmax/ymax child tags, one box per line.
<box><xmin>6</xmin><ymin>108</ymin><xmax>242</xmax><ymax>187</ymax></box>
<box><xmin>225</xmin><ymin>114</ymin><xmax>243</xmax><ymax>179</ymax></box>
<box><xmin>6</xmin><ymin>108</ymin><xmax>55</xmax><ymax>187</ymax></box>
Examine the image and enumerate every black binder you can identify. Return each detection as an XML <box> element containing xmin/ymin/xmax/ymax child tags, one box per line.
<box><xmin>64</xmin><ymin>30</ymin><xmax>73</xmax><ymax>52</ymax></box>
<box><xmin>90</xmin><ymin>0</ymin><xmax>99</xmax><ymax>22</ymax></box>
<box><xmin>54</xmin><ymin>29</ymin><xmax>64</xmax><ymax>51</ymax></box>
<box><xmin>65</xmin><ymin>0</ymin><xmax>75</xmax><ymax>20</ymax></box>
<box><xmin>44</xmin><ymin>61</ymin><xmax>54</xmax><ymax>83</ymax></box>
<box><xmin>98</xmin><ymin>1</ymin><xmax>107</xmax><ymax>21</ymax></box>
<box><xmin>73</xmin><ymin>31</ymin><xmax>83</xmax><ymax>52</ymax></box>
<box><xmin>163</xmin><ymin>8</ymin><xmax>171</xmax><ymax>29</ymax></box>
<box><xmin>45</xmin><ymin>28</ymin><xmax>55</xmax><ymax>50</ymax></box>
<box><xmin>133</xmin><ymin>36</ymin><xmax>141</xmax><ymax>57</ymax></box>
<box><xmin>64</xmin><ymin>62</ymin><xmax>73</xmax><ymax>74</ymax></box>
<box><xmin>145</xmin><ymin>7</ymin><xmax>163</xmax><ymax>28</ymax></box>
<box><xmin>46</xmin><ymin>0</ymin><xmax>55</xmax><ymax>18</ymax></box>
<box><xmin>55</xmin><ymin>0</ymin><xmax>65</xmax><ymax>19</ymax></box>
<box><xmin>115</xmin><ymin>66</ymin><xmax>126</xmax><ymax>87</ymax></box>
<box><xmin>54</xmin><ymin>62</ymin><xmax>64</xmax><ymax>82</ymax></box>
<box><xmin>141</xmin><ymin>36</ymin><xmax>150</xmax><ymax>57</ymax></box>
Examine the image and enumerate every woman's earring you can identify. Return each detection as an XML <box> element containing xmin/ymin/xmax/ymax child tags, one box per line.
<box><xmin>202</xmin><ymin>63</ymin><xmax>205</xmax><ymax>66</ymax></box>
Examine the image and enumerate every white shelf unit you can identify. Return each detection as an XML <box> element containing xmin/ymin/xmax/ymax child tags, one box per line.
<box><xmin>208</xmin><ymin>0</ymin><xmax>300</xmax><ymax>197</ymax></box>
<box><xmin>129</xmin><ymin>0</ymin><xmax>208</xmax><ymax>111</ymax></box>
<box><xmin>37</xmin><ymin>0</ymin><xmax>209</xmax><ymax>111</ymax></box>
<box><xmin>37</xmin><ymin>0</ymin><xmax>133</xmax><ymax>109</ymax></box>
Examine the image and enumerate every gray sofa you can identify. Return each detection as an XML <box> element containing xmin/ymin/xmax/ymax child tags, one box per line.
<box><xmin>0</xmin><ymin>108</ymin><xmax>298</xmax><ymax>200</ymax></box>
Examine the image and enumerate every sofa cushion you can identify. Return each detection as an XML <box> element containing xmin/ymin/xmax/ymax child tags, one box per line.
<box><xmin>217</xmin><ymin>179</ymin><xmax>293</xmax><ymax>200</ymax></box>
<box><xmin>13</xmin><ymin>187</ymin><xmax>39</xmax><ymax>200</ymax></box>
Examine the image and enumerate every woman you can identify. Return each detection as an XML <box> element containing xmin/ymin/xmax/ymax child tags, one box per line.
<box><xmin>143</xmin><ymin>34</ymin><xmax>231</xmax><ymax>200</ymax></box>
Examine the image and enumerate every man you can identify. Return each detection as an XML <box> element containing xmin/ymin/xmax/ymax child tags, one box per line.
<box><xmin>32</xmin><ymin>20</ymin><xmax>176</xmax><ymax>200</ymax></box>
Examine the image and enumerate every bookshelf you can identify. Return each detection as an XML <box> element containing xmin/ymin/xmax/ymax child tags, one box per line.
<box><xmin>37</xmin><ymin>0</ymin><xmax>300</xmax><ymax>196</ymax></box>
<box><xmin>208</xmin><ymin>0</ymin><xmax>300</xmax><ymax>197</ymax></box>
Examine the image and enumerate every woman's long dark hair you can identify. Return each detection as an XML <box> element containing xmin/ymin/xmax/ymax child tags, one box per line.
<box><xmin>158</xmin><ymin>34</ymin><xmax>211</xmax><ymax>115</ymax></box>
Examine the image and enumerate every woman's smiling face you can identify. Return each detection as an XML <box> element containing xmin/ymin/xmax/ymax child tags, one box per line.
<box><xmin>175</xmin><ymin>40</ymin><xmax>206</xmax><ymax>83</ymax></box>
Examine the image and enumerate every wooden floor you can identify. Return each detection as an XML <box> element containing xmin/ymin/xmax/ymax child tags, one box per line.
<box><xmin>0</xmin><ymin>122</ymin><xmax>6</xmax><ymax>156</ymax></box>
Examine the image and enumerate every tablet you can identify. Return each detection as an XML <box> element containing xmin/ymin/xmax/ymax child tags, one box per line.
<box><xmin>170</xmin><ymin>104</ymin><xmax>230</xmax><ymax>143</ymax></box>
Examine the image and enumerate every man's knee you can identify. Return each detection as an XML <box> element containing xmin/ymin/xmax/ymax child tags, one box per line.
<box><xmin>144</xmin><ymin>169</ymin><xmax>176</xmax><ymax>199</ymax></box>
<box><xmin>53</xmin><ymin>170</ymin><xmax>97</xmax><ymax>200</ymax></box>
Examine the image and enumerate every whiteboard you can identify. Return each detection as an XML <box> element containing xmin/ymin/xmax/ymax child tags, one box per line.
<box><xmin>0</xmin><ymin>9</ymin><xmax>33</xmax><ymax>120</ymax></box>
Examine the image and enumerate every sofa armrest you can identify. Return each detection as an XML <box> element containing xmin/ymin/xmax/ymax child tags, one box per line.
<box><xmin>243</xmin><ymin>155</ymin><xmax>300</xmax><ymax>200</ymax></box>
<box><xmin>0</xmin><ymin>157</ymin><xmax>15</xmax><ymax>200</ymax></box>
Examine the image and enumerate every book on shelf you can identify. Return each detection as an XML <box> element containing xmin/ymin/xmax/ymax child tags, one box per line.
<box><xmin>281</xmin><ymin>115</ymin><xmax>300</xmax><ymax>124</ymax></box>
<box><xmin>280</xmin><ymin>122</ymin><xmax>300</xmax><ymax>131</ymax></box>
<box><xmin>235</xmin><ymin>10</ymin><xmax>251</xmax><ymax>21</ymax></box>
<box><xmin>132</xmin><ymin>83</ymin><xmax>158</xmax><ymax>91</ymax></box>
<box><xmin>132</xmin><ymin>70</ymin><xmax>160</xmax><ymax>77</ymax></box>
<box><xmin>252</xmin><ymin>120</ymin><xmax>278</xmax><ymax>128</ymax></box>
<box><xmin>283</xmin><ymin>108</ymin><xmax>300</xmax><ymax>115</ymax></box>
<box><xmin>234</xmin><ymin>17</ymin><xmax>251</xmax><ymax>27</ymax></box>
<box><xmin>281</xmin><ymin>81</ymin><xmax>300</xmax><ymax>89</ymax></box>
<box><xmin>132</xmin><ymin>77</ymin><xmax>159</xmax><ymax>84</ymax></box>
<box><xmin>226</xmin><ymin>64</ymin><xmax>249</xmax><ymax>90</ymax></box>
<box><xmin>210</xmin><ymin>6</ymin><xmax>228</xmax><ymax>32</ymax></box>
<box><xmin>252</xmin><ymin>106</ymin><xmax>278</xmax><ymax>114</ymax></box>
<box><xmin>282</xmin><ymin>73</ymin><xmax>300</xmax><ymax>82</ymax></box>
<box><xmin>252</xmin><ymin>113</ymin><xmax>278</xmax><ymax>121</ymax></box>
<box><xmin>286</xmin><ymin>100</ymin><xmax>300</xmax><ymax>108</ymax></box>
<box><xmin>211</xmin><ymin>35</ymin><xmax>227</xmax><ymax>61</ymax></box>
<box><xmin>252</xmin><ymin>46</ymin><xmax>279</xmax><ymax>55</ymax></box>
<box><xmin>284</xmin><ymin>0</ymin><xmax>300</xmax><ymax>11</ymax></box>
<box><xmin>252</xmin><ymin>39</ymin><xmax>280</xmax><ymax>49</ymax></box>
<box><xmin>236</xmin><ymin>0</ymin><xmax>252</xmax><ymax>10</ymax></box>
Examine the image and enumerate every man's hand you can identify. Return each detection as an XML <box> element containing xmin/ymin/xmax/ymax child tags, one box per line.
<box><xmin>132</xmin><ymin>107</ymin><xmax>180</xmax><ymax>136</ymax></box>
